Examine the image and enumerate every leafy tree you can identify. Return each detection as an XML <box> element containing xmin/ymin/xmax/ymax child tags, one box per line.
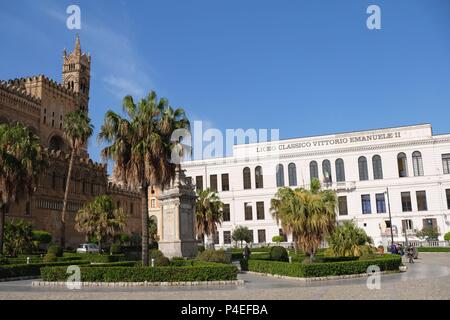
<box><xmin>416</xmin><ymin>227</ymin><xmax>440</xmax><ymax>241</ymax></box>
<box><xmin>61</xmin><ymin>110</ymin><xmax>94</xmax><ymax>248</ymax></box>
<box><xmin>444</xmin><ymin>232</ymin><xmax>450</xmax><ymax>242</ymax></box>
<box><xmin>99</xmin><ymin>91</ymin><xmax>189</xmax><ymax>266</ymax></box>
<box><xmin>232</xmin><ymin>225</ymin><xmax>253</xmax><ymax>248</ymax></box>
<box><xmin>0</xmin><ymin>123</ymin><xmax>47</xmax><ymax>255</ymax></box>
<box><xmin>3</xmin><ymin>219</ymin><xmax>34</xmax><ymax>257</ymax></box>
<box><xmin>272</xmin><ymin>235</ymin><xmax>284</xmax><ymax>244</ymax></box>
<box><xmin>75</xmin><ymin>195</ymin><xmax>128</xmax><ymax>252</ymax></box>
<box><xmin>327</xmin><ymin>220</ymin><xmax>373</xmax><ymax>257</ymax></box>
<box><xmin>271</xmin><ymin>178</ymin><xmax>336</xmax><ymax>261</ymax></box>
<box><xmin>195</xmin><ymin>188</ymin><xmax>223</xmax><ymax>248</ymax></box>
<box><xmin>148</xmin><ymin>215</ymin><xmax>159</xmax><ymax>245</ymax></box>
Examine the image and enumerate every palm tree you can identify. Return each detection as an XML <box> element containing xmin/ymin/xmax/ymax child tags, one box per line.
<box><xmin>98</xmin><ymin>91</ymin><xmax>190</xmax><ymax>266</ymax></box>
<box><xmin>75</xmin><ymin>195</ymin><xmax>127</xmax><ymax>252</ymax></box>
<box><xmin>195</xmin><ymin>188</ymin><xmax>224</xmax><ymax>249</ymax></box>
<box><xmin>61</xmin><ymin>110</ymin><xmax>94</xmax><ymax>248</ymax></box>
<box><xmin>0</xmin><ymin>123</ymin><xmax>47</xmax><ymax>255</ymax></box>
<box><xmin>327</xmin><ymin>220</ymin><xmax>372</xmax><ymax>257</ymax></box>
<box><xmin>271</xmin><ymin>178</ymin><xmax>336</xmax><ymax>260</ymax></box>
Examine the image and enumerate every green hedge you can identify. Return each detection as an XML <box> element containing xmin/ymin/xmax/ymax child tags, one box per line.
<box><xmin>245</xmin><ymin>254</ymin><xmax>401</xmax><ymax>278</ymax></box>
<box><xmin>0</xmin><ymin>260</ymin><xmax>90</xmax><ymax>279</ymax></box>
<box><xmin>63</xmin><ymin>253</ymin><xmax>128</xmax><ymax>263</ymax></box>
<box><xmin>417</xmin><ymin>247</ymin><xmax>450</xmax><ymax>252</ymax></box>
<box><xmin>41</xmin><ymin>263</ymin><xmax>238</xmax><ymax>282</ymax></box>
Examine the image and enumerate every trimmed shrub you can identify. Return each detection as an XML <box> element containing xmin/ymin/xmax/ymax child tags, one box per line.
<box><xmin>270</xmin><ymin>246</ymin><xmax>288</xmax><ymax>262</ymax></box>
<box><xmin>250</xmin><ymin>252</ymin><xmax>271</xmax><ymax>260</ymax></box>
<box><xmin>247</xmin><ymin>254</ymin><xmax>402</xmax><ymax>278</ymax></box>
<box><xmin>0</xmin><ymin>256</ymin><xmax>9</xmax><ymax>265</ymax></box>
<box><xmin>41</xmin><ymin>263</ymin><xmax>238</xmax><ymax>282</ymax></box>
<box><xmin>198</xmin><ymin>245</ymin><xmax>205</xmax><ymax>253</ymax></box>
<box><xmin>110</xmin><ymin>244</ymin><xmax>122</xmax><ymax>254</ymax></box>
<box><xmin>47</xmin><ymin>245</ymin><xmax>63</xmax><ymax>257</ymax></box>
<box><xmin>32</xmin><ymin>231</ymin><xmax>52</xmax><ymax>244</ymax></box>
<box><xmin>196</xmin><ymin>249</ymin><xmax>230</xmax><ymax>264</ymax></box>
<box><xmin>43</xmin><ymin>253</ymin><xmax>58</xmax><ymax>262</ymax></box>
<box><xmin>444</xmin><ymin>232</ymin><xmax>450</xmax><ymax>241</ymax></box>
<box><xmin>0</xmin><ymin>260</ymin><xmax>90</xmax><ymax>279</ymax></box>
<box><xmin>417</xmin><ymin>247</ymin><xmax>450</xmax><ymax>252</ymax></box>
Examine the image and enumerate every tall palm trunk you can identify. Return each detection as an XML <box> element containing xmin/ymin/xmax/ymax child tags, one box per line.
<box><xmin>61</xmin><ymin>150</ymin><xmax>76</xmax><ymax>248</ymax></box>
<box><xmin>141</xmin><ymin>185</ymin><xmax>149</xmax><ymax>266</ymax></box>
<box><xmin>0</xmin><ymin>206</ymin><xmax>5</xmax><ymax>255</ymax></box>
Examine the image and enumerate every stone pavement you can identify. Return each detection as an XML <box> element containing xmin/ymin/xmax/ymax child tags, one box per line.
<box><xmin>0</xmin><ymin>253</ymin><xmax>448</xmax><ymax>300</ymax></box>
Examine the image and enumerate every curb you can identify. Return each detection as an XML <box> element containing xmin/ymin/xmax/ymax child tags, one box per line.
<box><xmin>242</xmin><ymin>270</ymin><xmax>398</xmax><ymax>282</ymax></box>
<box><xmin>31</xmin><ymin>279</ymin><xmax>245</xmax><ymax>287</ymax></box>
<box><xmin>0</xmin><ymin>276</ymin><xmax>40</xmax><ymax>282</ymax></box>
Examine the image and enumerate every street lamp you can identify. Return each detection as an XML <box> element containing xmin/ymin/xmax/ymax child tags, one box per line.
<box><xmin>385</xmin><ymin>188</ymin><xmax>394</xmax><ymax>249</ymax></box>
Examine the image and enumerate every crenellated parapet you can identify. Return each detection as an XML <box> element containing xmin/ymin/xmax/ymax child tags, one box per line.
<box><xmin>107</xmin><ymin>181</ymin><xmax>141</xmax><ymax>196</ymax></box>
<box><xmin>44</xmin><ymin>148</ymin><xmax>107</xmax><ymax>173</ymax></box>
<box><xmin>5</xmin><ymin>75</ymin><xmax>80</xmax><ymax>103</ymax></box>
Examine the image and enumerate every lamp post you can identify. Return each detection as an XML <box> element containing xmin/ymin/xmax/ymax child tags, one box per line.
<box><xmin>385</xmin><ymin>188</ymin><xmax>394</xmax><ymax>249</ymax></box>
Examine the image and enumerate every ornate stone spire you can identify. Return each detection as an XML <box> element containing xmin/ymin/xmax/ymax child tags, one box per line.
<box><xmin>74</xmin><ymin>34</ymin><xmax>81</xmax><ymax>55</ymax></box>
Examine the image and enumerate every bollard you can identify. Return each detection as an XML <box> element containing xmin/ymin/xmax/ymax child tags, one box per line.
<box><xmin>27</xmin><ymin>257</ymin><xmax>30</xmax><ymax>264</ymax></box>
<box><xmin>288</xmin><ymin>256</ymin><xmax>292</xmax><ymax>263</ymax></box>
<box><xmin>151</xmin><ymin>258</ymin><xmax>155</xmax><ymax>267</ymax></box>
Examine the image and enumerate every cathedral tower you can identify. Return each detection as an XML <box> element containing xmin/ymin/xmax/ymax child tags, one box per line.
<box><xmin>62</xmin><ymin>35</ymin><xmax>91</xmax><ymax>111</ymax></box>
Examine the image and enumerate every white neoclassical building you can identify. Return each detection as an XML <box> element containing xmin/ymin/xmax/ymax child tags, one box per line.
<box><xmin>182</xmin><ymin>124</ymin><xmax>450</xmax><ymax>247</ymax></box>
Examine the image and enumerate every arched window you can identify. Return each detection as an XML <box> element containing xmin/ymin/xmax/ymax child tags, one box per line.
<box><xmin>276</xmin><ymin>164</ymin><xmax>285</xmax><ymax>187</ymax></box>
<box><xmin>309</xmin><ymin>161</ymin><xmax>318</xmax><ymax>181</ymax></box>
<box><xmin>322</xmin><ymin>160</ymin><xmax>332</xmax><ymax>183</ymax></box>
<box><xmin>358</xmin><ymin>156</ymin><xmax>369</xmax><ymax>181</ymax></box>
<box><xmin>397</xmin><ymin>152</ymin><xmax>408</xmax><ymax>177</ymax></box>
<box><xmin>288</xmin><ymin>163</ymin><xmax>297</xmax><ymax>186</ymax></box>
<box><xmin>335</xmin><ymin>158</ymin><xmax>345</xmax><ymax>182</ymax></box>
<box><xmin>243</xmin><ymin>167</ymin><xmax>251</xmax><ymax>189</ymax></box>
<box><xmin>49</xmin><ymin>135</ymin><xmax>65</xmax><ymax>151</ymax></box>
<box><xmin>372</xmin><ymin>155</ymin><xmax>383</xmax><ymax>180</ymax></box>
<box><xmin>255</xmin><ymin>166</ymin><xmax>264</xmax><ymax>189</ymax></box>
<box><xmin>412</xmin><ymin>151</ymin><xmax>424</xmax><ymax>176</ymax></box>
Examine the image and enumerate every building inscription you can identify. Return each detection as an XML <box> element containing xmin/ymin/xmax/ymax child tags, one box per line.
<box><xmin>256</xmin><ymin>131</ymin><xmax>401</xmax><ymax>153</ymax></box>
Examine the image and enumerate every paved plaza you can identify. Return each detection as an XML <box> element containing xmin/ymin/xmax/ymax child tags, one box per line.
<box><xmin>0</xmin><ymin>253</ymin><xmax>449</xmax><ymax>300</ymax></box>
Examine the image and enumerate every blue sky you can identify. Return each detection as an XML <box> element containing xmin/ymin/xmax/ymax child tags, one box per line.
<box><xmin>1</xmin><ymin>0</ymin><xmax>449</xmax><ymax>165</ymax></box>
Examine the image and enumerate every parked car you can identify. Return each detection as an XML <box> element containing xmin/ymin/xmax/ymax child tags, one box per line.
<box><xmin>76</xmin><ymin>243</ymin><xmax>100</xmax><ymax>254</ymax></box>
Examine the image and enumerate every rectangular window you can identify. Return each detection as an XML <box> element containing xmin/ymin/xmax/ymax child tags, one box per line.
<box><xmin>130</xmin><ymin>203</ymin><xmax>134</xmax><ymax>215</ymax></box>
<box><xmin>223</xmin><ymin>231</ymin><xmax>231</xmax><ymax>244</ymax></box>
<box><xmin>416</xmin><ymin>191</ymin><xmax>428</xmax><ymax>211</ymax></box>
<box><xmin>257</xmin><ymin>229</ymin><xmax>266</xmax><ymax>243</ymax></box>
<box><xmin>248</xmin><ymin>229</ymin><xmax>254</xmax><ymax>243</ymax></box>
<box><xmin>385</xmin><ymin>220</ymin><xmax>391</xmax><ymax>228</ymax></box>
<box><xmin>442</xmin><ymin>154</ymin><xmax>450</xmax><ymax>174</ymax></box>
<box><xmin>195</xmin><ymin>176</ymin><xmax>203</xmax><ymax>191</ymax></box>
<box><xmin>25</xmin><ymin>202</ymin><xmax>31</xmax><ymax>215</ymax></box>
<box><xmin>279</xmin><ymin>229</ymin><xmax>287</xmax><ymax>242</ymax></box>
<box><xmin>423</xmin><ymin>218</ymin><xmax>437</xmax><ymax>230</ymax></box>
<box><xmin>446</xmin><ymin>189</ymin><xmax>450</xmax><ymax>210</ymax></box>
<box><xmin>376</xmin><ymin>193</ymin><xmax>386</xmax><ymax>213</ymax></box>
<box><xmin>244</xmin><ymin>203</ymin><xmax>253</xmax><ymax>220</ymax></box>
<box><xmin>221</xmin><ymin>174</ymin><xmax>229</xmax><ymax>191</ymax></box>
<box><xmin>401</xmin><ymin>192</ymin><xmax>412</xmax><ymax>212</ymax></box>
<box><xmin>338</xmin><ymin>196</ymin><xmax>348</xmax><ymax>216</ymax></box>
<box><xmin>402</xmin><ymin>219</ymin><xmax>413</xmax><ymax>232</ymax></box>
<box><xmin>361</xmin><ymin>194</ymin><xmax>371</xmax><ymax>214</ymax></box>
<box><xmin>210</xmin><ymin>174</ymin><xmax>218</xmax><ymax>192</ymax></box>
<box><xmin>256</xmin><ymin>201</ymin><xmax>265</xmax><ymax>220</ymax></box>
<box><xmin>223</xmin><ymin>204</ymin><xmax>230</xmax><ymax>222</ymax></box>
<box><xmin>213</xmin><ymin>231</ymin><xmax>219</xmax><ymax>245</ymax></box>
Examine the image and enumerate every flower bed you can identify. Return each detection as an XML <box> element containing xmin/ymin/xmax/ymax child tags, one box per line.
<box><xmin>242</xmin><ymin>254</ymin><xmax>401</xmax><ymax>278</ymax></box>
<box><xmin>40</xmin><ymin>262</ymin><xmax>238</xmax><ymax>282</ymax></box>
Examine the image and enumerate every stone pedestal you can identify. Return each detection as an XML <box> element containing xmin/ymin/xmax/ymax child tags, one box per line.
<box><xmin>157</xmin><ymin>166</ymin><xmax>198</xmax><ymax>259</ymax></box>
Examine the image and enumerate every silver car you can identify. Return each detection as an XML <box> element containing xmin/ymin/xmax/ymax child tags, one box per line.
<box><xmin>76</xmin><ymin>243</ymin><xmax>100</xmax><ymax>254</ymax></box>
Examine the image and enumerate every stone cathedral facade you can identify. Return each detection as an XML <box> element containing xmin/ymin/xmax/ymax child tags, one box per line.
<box><xmin>0</xmin><ymin>36</ymin><xmax>142</xmax><ymax>248</ymax></box>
